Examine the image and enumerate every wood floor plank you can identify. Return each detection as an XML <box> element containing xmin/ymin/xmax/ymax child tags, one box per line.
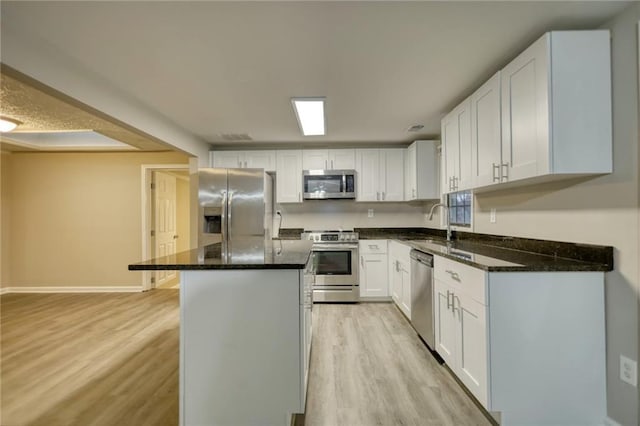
<box><xmin>2</xmin><ymin>294</ymin><xmax>490</xmax><ymax>426</ymax></box>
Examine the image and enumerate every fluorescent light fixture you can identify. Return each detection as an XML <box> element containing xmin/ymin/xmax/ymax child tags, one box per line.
<box><xmin>291</xmin><ymin>97</ymin><xmax>326</xmax><ymax>136</ymax></box>
<box><xmin>2</xmin><ymin>130</ymin><xmax>137</xmax><ymax>150</ymax></box>
<box><xmin>0</xmin><ymin>117</ymin><xmax>21</xmax><ymax>132</ymax></box>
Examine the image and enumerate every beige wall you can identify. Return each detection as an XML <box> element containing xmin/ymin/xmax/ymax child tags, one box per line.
<box><xmin>2</xmin><ymin>151</ymin><xmax>189</xmax><ymax>289</ymax></box>
<box><xmin>1</xmin><ymin>152</ymin><xmax>11</xmax><ymax>289</ymax></box>
<box><xmin>474</xmin><ymin>6</ymin><xmax>639</xmax><ymax>425</ymax></box>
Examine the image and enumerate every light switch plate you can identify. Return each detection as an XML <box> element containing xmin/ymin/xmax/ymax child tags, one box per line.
<box><xmin>620</xmin><ymin>355</ymin><xmax>637</xmax><ymax>386</ymax></box>
<box><xmin>368</xmin><ymin>209</ymin><xmax>374</xmax><ymax>218</ymax></box>
<box><xmin>490</xmin><ymin>209</ymin><xmax>497</xmax><ymax>223</ymax></box>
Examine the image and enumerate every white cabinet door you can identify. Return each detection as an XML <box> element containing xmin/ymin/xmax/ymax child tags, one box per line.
<box><xmin>329</xmin><ymin>149</ymin><xmax>356</xmax><ymax>170</ymax></box>
<box><xmin>360</xmin><ymin>253</ymin><xmax>389</xmax><ymax>298</ymax></box>
<box><xmin>212</xmin><ymin>151</ymin><xmax>242</xmax><ymax>168</ymax></box>
<box><xmin>405</xmin><ymin>143</ymin><xmax>417</xmax><ymax>200</ymax></box>
<box><xmin>380</xmin><ymin>148</ymin><xmax>404</xmax><ymax>201</ymax></box>
<box><xmin>244</xmin><ymin>151</ymin><xmax>276</xmax><ymax>172</ymax></box>
<box><xmin>389</xmin><ymin>256</ymin><xmax>402</xmax><ymax>304</ymax></box>
<box><xmin>302</xmin><ymin>150</ymin><xmax>329</xmax><ymax>170</ymax></box>
<box><xmin>501</xmin><ymin>35</ymin><xmax>549</xmax><ymax>182</ymax></box>
<box><xmin>457</xmin><ymin>100</ymin><xmax>473</xmax><ymax>191</ymax></box>
<box><xmin>276</xmin><ymin>150</ymin><xmax>303</xmax><ymax>203</ymax></box>
<box><xmin>434</xmin><ymin>279</ymin><xmax>457</xmax><ymax>367</ymax></box>
<box><xmin>471</xmin><ymin>72</ymin><xmax>502</xmax><ymax>188</ymax></box>
<box><xmin>456</xmin><ymin>291</ymin><xmax>488</xmax><ymax>407</ymax></box>
<box><xmin>355</xmin><ymin>149</ymin><xmax>380</xmax><ymax>201</ymax></box>
<box><xmin>405</xmin><ymin>140</ymin><xmax>439</xmax><ymax>201</ymax></box>
<box><xmin>441</xmin><ymin>112</ymin><xmax>459</xmax><ymax>194</ymax></box>
<box><xmin>399</xmin><ymin>260</ymin><xmax>411</xmax><ymax>319</ymax></box>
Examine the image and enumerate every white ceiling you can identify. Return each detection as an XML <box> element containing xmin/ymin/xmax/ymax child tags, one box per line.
<box><xmin>0</xmin><ymin>1</ymin><xmax>632</xmax><ymax>147</ymax></box>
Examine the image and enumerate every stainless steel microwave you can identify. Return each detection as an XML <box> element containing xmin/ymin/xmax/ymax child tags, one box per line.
<box><xmin>303</xmin><ymin>169</ymin><xmax>356</xmax><ymax>200</ymax></box>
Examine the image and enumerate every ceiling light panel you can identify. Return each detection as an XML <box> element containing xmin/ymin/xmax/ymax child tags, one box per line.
<box><xmin>292</xmin><ymin>98</ymin><xmax>326</xmax><ymax>136</ymax></box>
<box><xmin>0</xmin><ymin>117</ymin><xmax>21</xmax><ymax>132</ymax></box>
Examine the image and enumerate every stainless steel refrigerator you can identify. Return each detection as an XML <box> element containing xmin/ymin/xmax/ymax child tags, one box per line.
<box><xmin>198</xmin><ymin>168</ymin><xmax>273</xmax><ymax>249</ymax></box>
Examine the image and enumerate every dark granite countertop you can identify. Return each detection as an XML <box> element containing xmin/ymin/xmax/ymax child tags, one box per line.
<box><xmin>357</xmin><ymin>227</ymin><xmax>612</xmax><ymax>272</ymax></box>
<box><xmin>129</xmin><ymin>238</ymin><xmax>313</xmax><ymax>270</ymax></box>
<box><xmin>401</xmin><ymin>238</ymin><xmax>611</xmax><ymax>272</ymax></box>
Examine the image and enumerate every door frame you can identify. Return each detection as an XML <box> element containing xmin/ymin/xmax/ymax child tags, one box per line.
<box><xmin>141</xmin><ymin>164</ymin><xmax>190</xmax><ymax>291</ymax></box>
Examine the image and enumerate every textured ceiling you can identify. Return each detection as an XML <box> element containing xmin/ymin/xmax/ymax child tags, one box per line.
<box><xmin>0</xmin><ymin>1</ymin><xmax>632</xmax><ymax>147</ymax></box>
<box><xmin>0</xmin><ymin>69</ymin><xmax>173</xmax><ymax>152</ymax></box>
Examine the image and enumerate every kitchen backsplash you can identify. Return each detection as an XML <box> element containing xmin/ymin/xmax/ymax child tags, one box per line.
<box><xmin>274</xmin><ymin>200</ymin><xmax>441</xmax><ymax>234</ymax></box>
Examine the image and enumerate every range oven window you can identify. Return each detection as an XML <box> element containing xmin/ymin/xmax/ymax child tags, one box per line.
<box><xmin>313</xmin><ymin>250</ymin><xmax>352</xmax><ymax>275</ymax></box>
<box><xmin>304</xmin><ymin>175</ymin><xmax>343</xmax><ymax>194</ymax></box>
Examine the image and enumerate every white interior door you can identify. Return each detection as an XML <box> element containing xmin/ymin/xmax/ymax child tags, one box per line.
<box><xmin>154</xmin><ymin>171</ymin><xmax>178</xmax><ymax>287</ymax></box>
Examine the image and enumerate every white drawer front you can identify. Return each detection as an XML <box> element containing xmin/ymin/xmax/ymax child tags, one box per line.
<box><xmin>434</xmin><ymin>255</ymin><xmax>487</xmax><ymax>305</ymax></box>
<box><xmin>359</xmin><ymin>240</ymin><xmax>388</xmax><ymax>254</ymax></box>
<box><xmin>388</xmin><ymin>240</ymin><xmax>412</xmax><ymax>260</ymax></box>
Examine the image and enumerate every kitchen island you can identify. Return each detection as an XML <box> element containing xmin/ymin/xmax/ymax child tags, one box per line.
<box><xmin>129</xmin><ymin>238</ymin><xmax>314</xmax><ymax>426</ymax></box>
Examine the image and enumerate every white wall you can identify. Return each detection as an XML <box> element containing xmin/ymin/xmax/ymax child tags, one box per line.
<box><xmin>275</xmin><ymin>200</ymin><xmax>441</xmax><ymax>234</ymax></box>
<box><xmin>473</xmin><ymin>5</ymin><xmax>639</xmax><ymax>425</ymax></box>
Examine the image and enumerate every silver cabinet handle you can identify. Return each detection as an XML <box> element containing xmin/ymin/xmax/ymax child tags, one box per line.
<box><xmin>368</xmin><ymin>244</ymin><xmax>379</xmax><ymax>250</ymax></box>
<box><xmin>331</xmin><ymin>159</ymin><xmax>334</xmax><ymax>169</ymax></box>
<box><xmin>173</xmin><ymin>235</ymin><xmax>179</xmax><ymax>239</ymax></box>
<box><xmin>238</xmin><ymin>160</ymin><xmax>242</xmax><ymax>167</ymax></box>
<box><xmin>492</xmin><ymin>163</ymin><xmax>500</xmax><ymax>182</ymax></box>
<box><xmin>382</xmin><ymin>191</ymin><xmax>386</xmax><ymax>200</ymax></box>
<box><xmin>445</xmin><ymin>269</ymin><xmax>461</xmax><ymax>282</ymax></box>
<box><xmin>325</xmin><ymin>159</ymin><xmax>328</xmax><ymax>169</ymax></box>
<box><xmin>395</xmin><ymin>260</ymin><xmax>400</xmax><ymax>272</ymax></box>
<box><xmin>244</xmin><ymin>161</ymin><xmax>248</xmax><ymax>168</ymax></box>
<box><xmin>376</xmin><ymin>192</ymin><xmax>380</xmax><ymax>201</ymax></box>
<box><xmin>299</xmin><ymin>192</ymin><xmax>301</xmax><ymax>202</ymax></box>
<box><xmin>446</xmin><ymin>290</ymin><xmax>453</xmax><ymax>310</ymax></box>
<box><xmin>453</xmin><ymin>294</ymin><xmax>461</xmax><ymax>314</ymax></box>
<box><xmin>360</xmin><ymin>256</ymin><xmax>364</xmax><ymax>268</ymax></box>
<box><xmin>501</xmin><ymin>162</ymin><xmax>509</xmax><ymax>181</ymax></box>
<box><xmin>412</xmin><ymin>188</ymin><xmax>416</xmax><ymax>198</ymax></box>
<box><xmin>454</xmin><ymin>176</ymin><xmax>459</xmax><ymax>190</ymax></box>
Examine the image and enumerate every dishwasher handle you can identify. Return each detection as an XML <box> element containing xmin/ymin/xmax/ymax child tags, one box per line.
<box><xmin>410</xmin><ymin>249</ymin><xmax>434</xmax><ymax>267</ymax></box>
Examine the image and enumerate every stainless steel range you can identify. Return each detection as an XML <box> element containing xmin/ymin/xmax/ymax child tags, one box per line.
<box><xmin>301</xmin><ymin>230</ymin><xmax>359</xmax><ymax>302</ymax></box>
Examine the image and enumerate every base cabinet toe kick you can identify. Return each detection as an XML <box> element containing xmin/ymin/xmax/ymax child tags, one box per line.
<box><xmin>432</xmin><ymin>256</ymin><xmax>606</xmax><ymax>425</ymax></box>
<box><xmin>180</xmin><ymin>268</ymin><xmax>313</xmax><ymax>426</ymax></box>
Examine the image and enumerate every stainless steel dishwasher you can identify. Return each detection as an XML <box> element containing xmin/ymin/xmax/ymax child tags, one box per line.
<box><xmin>410</xmin><ymin>249</ymin><xmax>435</xmax><ymax>350</ymax></box>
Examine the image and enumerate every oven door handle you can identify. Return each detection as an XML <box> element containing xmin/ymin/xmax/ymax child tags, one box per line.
<box><xmin>312</xmin><ymin>245</ymin><xmax>358</xmax><ymax>251</ymax></box>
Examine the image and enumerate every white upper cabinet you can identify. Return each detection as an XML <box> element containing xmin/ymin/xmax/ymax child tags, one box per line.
<box><xmin>442</xmin><ymin>99</ymin><xmax>472</xmax><ymax>194</ymax></box>
<box><xmin>210</xmin><ymin>150</ymin><xmax>276</xmax><ymax>172</ymax></box>
<box><xmin>471</xmin><ymin>72</ymin><xmax>502</xmax><ymax>188</ymax></box>
<box><xmin>355</xmin><ymin>148</ymin><xmax>404</xmax><ymax>202</ymax></box>
<box><xmin>302</xmin><ymin>149</ymin><xmax>355</xmax><ymax>170</ymax></box>
<box><xmin>276</xmin><ymin>150</ymin><xmax>303</xmax><ymax>203</ymax></box>
<box><xmin>405</xmin><ymin>140</ymin><xmax>439</xmax><ymax>200</ymax></box>
<box><xmin>500</xmin><ymin>31</ymin><xmax>612</xmax><ymax>185</ymax></box>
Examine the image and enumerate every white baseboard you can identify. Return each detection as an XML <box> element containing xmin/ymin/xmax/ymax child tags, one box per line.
<box><xmin>0</xmin><ymin>286</ymin><xmax>144</xmax><ymax>294</ymax></box>
<box><xmin>604</xmin><ymin>416</ymin><xmax>623</xmax><ymax>426</ymax></box>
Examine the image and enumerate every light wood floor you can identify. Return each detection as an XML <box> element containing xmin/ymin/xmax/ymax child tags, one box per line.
<box><xmin>1</xmin><ymin>290</ymin><xmax>180</xmax><ymax>426</ymax></box>
<box><xmin>303</xmin><ymin>303</ymin><xmax>491</xmax><ymax>426</ymax></box>
<box><xmin>1</xmin><ymin>292</ymin><xmax>490</xmax><ymax>426</ymax></box>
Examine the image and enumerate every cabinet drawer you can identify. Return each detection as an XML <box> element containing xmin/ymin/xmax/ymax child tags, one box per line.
<box><xmin>434</xmin><ymin>256</ymin><xmax>487</xmax><ymax>305</ymax></box>
<box><xmin>359</xmin><ymin>240</ymin><xmax>388</xmax><ymax>254</ymax></box>
<box><xmin>388</xmin><ymin>240</ymin><xmax>412</xmax><ymax>260</ymax></box>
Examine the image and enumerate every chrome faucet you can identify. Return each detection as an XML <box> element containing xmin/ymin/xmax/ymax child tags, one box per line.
<box><xmin>428</xmin><ymin>203</ymin><xmax>452</xmax><ymax>242</ymax></box>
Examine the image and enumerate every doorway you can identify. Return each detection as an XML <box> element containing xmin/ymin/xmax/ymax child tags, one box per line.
<box><xmin>141</xmin><ymin>164</ymin><xmax>190</xmax><ymax>291</ymax></box>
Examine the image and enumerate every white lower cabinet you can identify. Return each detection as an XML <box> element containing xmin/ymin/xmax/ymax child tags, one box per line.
<box><xmin>433</xmin><ymin>256</ymin><xmax>606</xmax><ymax>425</ymax></box>
<box><xmin>359</xmin><ymin>240</ymin><xmax>389</xmax><ymax>298</ymax></box>
<box><xmin>388</xmin><ymin>241</ymin><xmax>412</xmax><ymax>319</ymax></box>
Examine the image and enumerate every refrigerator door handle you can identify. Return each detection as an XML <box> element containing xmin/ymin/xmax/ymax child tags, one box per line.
<box><xmin>227</xmin><ymin>191</ymin><xmax>234</xmax><ymax>232</ymax></box>
<box><xmin>221</xmin><ymin>191</ymin><xmax>228</xmax><ymax>243</ymax></box>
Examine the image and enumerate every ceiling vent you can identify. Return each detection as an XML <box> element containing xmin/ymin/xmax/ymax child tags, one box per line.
<box><xmin>219</xmin><ymin>133</ymin><xmax>253</xmax><ymax>142</ymax></box>
<box><xmin>407</xmin><ymin>124</ymin><xmax>424</xmax><ymax>132</ymax></box>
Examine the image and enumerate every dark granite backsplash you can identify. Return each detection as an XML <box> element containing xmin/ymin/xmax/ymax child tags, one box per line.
<box><xmin>355</xmin><ymin>227</ymin><xmax>447</xmax><ymax>240</ymax></box>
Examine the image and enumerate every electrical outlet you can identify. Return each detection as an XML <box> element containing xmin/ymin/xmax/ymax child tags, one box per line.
<box><xmin>368</xmin><ymin>209</ymin><xmax>374</xmax><ymax>218</ymax></box>
<box><xmin>490</xmin><ymin>208</ymin><xmax>497</xmax><ymax>223</ymax></box>
<box><xmin>620</xmin><ymin>355</ymin><xmax>637</xmax><ymax>386</ymax></box>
